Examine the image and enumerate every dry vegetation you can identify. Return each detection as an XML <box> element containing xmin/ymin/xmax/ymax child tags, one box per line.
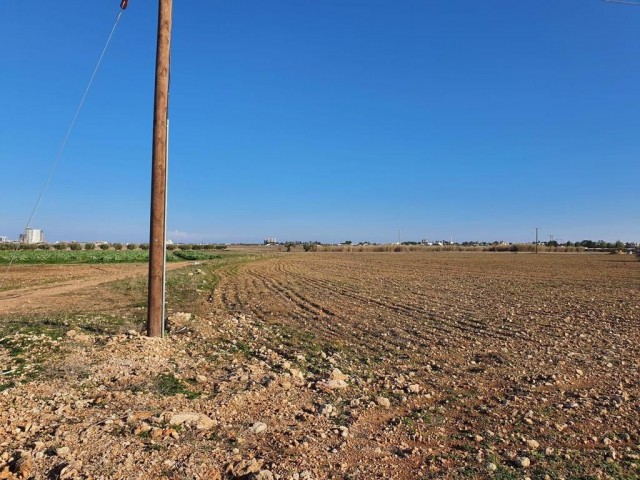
<box><xmin>0</xmin><ymin>252</ymin><xmax>638</xmax><ymax>479</ymax></box>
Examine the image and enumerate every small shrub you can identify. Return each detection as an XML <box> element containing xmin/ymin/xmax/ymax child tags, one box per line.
<box><xmin>53</xmin><ymin>243</ymin><xmax>67</xmax><ymax>251</ymax></box>
<box><xmin>139</xmin><ymin>243</ymin><xmax>149</xmax><ymax>251</ymax></box>
<box><xmin>85</xmin><ymin>243</ymin><xmax>96</xmax><ymax>250</ymax></box>
<box><xmin>99</xmin><ymin>244</ymin><xmax>110</xmax><ymax>250</ymax></box>
<box><xmin>214</xmin><ymin>245</ymin><xmax>227</xmax><ymax>250</ymax></box>
<box><xmin>166</xmin><ymin>244</ymin><xmax>177</xmax><ymax>251</ymax></box>
<box><xmin>303</xmin><ymin>243</ymin><xmax>317</xmax><ymax>252</ymax></box>
<box><xmin>69</xmin><ymin>242</ymin><xmax>82</xmax><ymax>251</ymax></box>
<box><xmin>113</xmin><ymin>243</ymin><xmax>124</xmax><ymax>251</ymax></box>
<box><xmin>126</xmin><ymin>243</ymin><xmax>137</xmax><ymax>250</ymax></box>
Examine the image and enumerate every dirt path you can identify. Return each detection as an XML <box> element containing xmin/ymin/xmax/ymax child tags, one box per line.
<box><xmin>0</xmin><ymin>262</ymin><xmax>189</xmax><ymax>315</ymax></box>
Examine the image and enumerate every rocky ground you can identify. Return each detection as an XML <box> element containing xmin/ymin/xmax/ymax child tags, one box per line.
<box><xmin>0</xmin><ymin>252</ymin><xmax>639</xmax><ymax>479</ymax></box>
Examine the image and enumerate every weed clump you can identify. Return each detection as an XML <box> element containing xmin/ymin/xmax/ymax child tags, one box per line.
<box><xmin>155</xmin><ymin>373</ymin><xmax>199</xmax><ymax>399</ymax></box>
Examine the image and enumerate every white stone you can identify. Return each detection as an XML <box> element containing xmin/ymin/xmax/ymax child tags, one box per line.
<box><xmin>250</xmin><ymin>421</ymin><xmax>268</xmax><ymax>434</ymax></box>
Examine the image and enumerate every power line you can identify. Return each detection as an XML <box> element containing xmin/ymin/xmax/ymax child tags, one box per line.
<box><xmin>1</xmin><ymin>7</ymin><xmax>126</xmax><ymax>283</ymax></box>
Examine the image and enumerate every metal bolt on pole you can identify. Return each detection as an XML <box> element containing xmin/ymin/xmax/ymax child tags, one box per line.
<box><xmin>147</xmin><ymin>0</ymin><xmax>173</xmax><ymax>337</ymax></box>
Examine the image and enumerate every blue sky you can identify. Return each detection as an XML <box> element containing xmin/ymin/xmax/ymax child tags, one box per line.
<box><xmin>1</xmin><ymin>1</ymin><xmax>639</xmax><ymax>244</ymax></box>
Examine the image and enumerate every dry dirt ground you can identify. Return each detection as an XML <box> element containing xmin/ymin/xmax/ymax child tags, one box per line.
<box><xmin>0</xmin><ymin>253</ymin><xmax>639</xmax><ymax>480</ymax></box>
<box><xmin>0</xmin><ymin>263</ymin><xmax>189</xmax><ymax>316</ymax></box>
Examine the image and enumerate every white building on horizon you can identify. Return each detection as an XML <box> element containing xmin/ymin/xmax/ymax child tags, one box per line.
<box><xmin>19</xmin><ymin>228</ymin><xmax>45</xmax><ymax>244</ymax></box>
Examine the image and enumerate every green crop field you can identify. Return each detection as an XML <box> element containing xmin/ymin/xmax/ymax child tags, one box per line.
<box><xmin>0</xmin><ymin>250</ymin><xmax>176</xmax><ymax>264</ymax></box>
<box><xmin>0</xmin><ymin>249</ymin><xmax>231</xmax><ymax>264</ymax></box>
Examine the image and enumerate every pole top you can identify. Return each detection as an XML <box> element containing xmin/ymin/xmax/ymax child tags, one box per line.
<box><xmin>120</xmin><ymin>0</ymin><xmax>128</xmax><ymax>10</ymax></box>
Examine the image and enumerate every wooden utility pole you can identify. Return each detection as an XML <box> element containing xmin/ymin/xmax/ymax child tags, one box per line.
<box><xmin>147</xmin><ymin>0</ymin><xmax>173</xmax><ymax>337</ymax></box>
<box><xmin>535</xmin><ymin>227</ymin><xmax>540</xmax><ymax>254</ymax></box>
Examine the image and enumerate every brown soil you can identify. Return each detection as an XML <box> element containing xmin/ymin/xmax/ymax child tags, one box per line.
<box><xmin>0</xmin><ymin>263</ymin><xmax>188</xmax><ymax>316</ymax></box>
<box><xmin>0</xmin><ymin>253</ymin><xmax>638</xmax><ymax>480</ymax></box>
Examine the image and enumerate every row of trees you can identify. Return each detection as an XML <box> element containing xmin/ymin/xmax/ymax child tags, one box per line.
<box><xmin>0</xmin><ymin>242</ymin><xmax>227</xmax><ymax>251</ymax></box>
<box><xmin>564</xmin><ymin>240</ymin><xmax>634</xmax><ymax>249</ymax></box>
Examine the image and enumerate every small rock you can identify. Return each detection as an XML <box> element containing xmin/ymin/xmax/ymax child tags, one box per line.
<box><xmin>517</xmin><ymin>457</ymin><xmax>531</xmax><ymax>468</ymax></box>
<box><xmin>376</xmin><ymin>396</ymin><xmax>391</xmax><ymax>408</ymax></box>
<box><xmin>249</xmin><ymin>422</ymin><xmax>268</xmax><ymax>434</ymax></box>
<box><xmin>319</xmin><ymin>379</ymin><xmax>348</xmax><ymax>390</ymax></box>
<box><xmin>527</xmin><ymin>439</ymin><xmax>540</xmax><ymax>450</ymax></box>
<box><xmin>196</xmin><ymin>415</ymin><xmax>217</xmax><ymax>430</ymax></box>
<box><xmin>320</xmin><ymin>404</ymin><xmax>334</xmax><ymax>417</ymax></box>
<box><xmin>169</xmin><ymin>413</ymin><xmax>201</xmax><ymax>426</ymax></box>
<box><xmin>329</xmin><ymin>369</ymin><xmax>348</xmax><ymax>382</ymax></box>
<box><xmin>169</xmin><ymin>412</ymin><xmax>216</xmax><ymax>430</ymax></box>
<box><xmin>56</xmin><ymin>447</ymin><xmax>71</xmax><ymax>458</ymax></box>
<box><xmin>127</xmin><ymin>411</ymin><xmax>153</xmax><ymax>423</ymax></box>
<box><xmin>65</xmin><ymin>330</ymin><xmax>76</xmax><ymax>338</ymax></box>
<box><xmin>255</xmin><ymin>469</ymin><xmax>274</xmax><ymax>480</ymax></box>
<box><xmin>487</xmin><ymin>462</ymin><xmax>497</xmax><ymax>472</ymax></box>
<box><xmin>407</xmin><ymin>384</ymin><xmax>421</xmax><ymax>394</ymax></box>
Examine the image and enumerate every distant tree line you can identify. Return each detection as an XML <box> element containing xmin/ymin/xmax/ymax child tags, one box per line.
<box><xmin>0</xmin><ymin>242</ymin><xmax>227</xmax><ymax>251</ymax></box>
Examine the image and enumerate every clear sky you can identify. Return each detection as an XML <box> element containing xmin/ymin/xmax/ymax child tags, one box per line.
<box><xmin>1</xmin><ymin>1</ymin><xmax>639</xmax><ymax>244</ymax></box>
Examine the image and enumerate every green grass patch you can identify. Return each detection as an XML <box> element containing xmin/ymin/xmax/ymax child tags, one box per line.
<box><xmin>0</xmin><ymin>313</ymin><xmax>134</xmax><ymax>338</ymax></box>
<box><xmin>155</xmin><ymin>373</ymin><xmax>199</xmax><ymax>399</ymax></box>
<box><xmin>0</xmin><ymin>381</ymin><xmax>16</xmax><ymax>392</ymax></box>
<box><xmin>228</xmin><ymin>340</ymin><xmax>253</xmax><ymax>358</ymax></box>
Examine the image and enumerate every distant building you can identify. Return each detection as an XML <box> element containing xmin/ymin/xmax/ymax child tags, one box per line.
<box><xmin>0</xmin><ymin>236</ymin><xmax>8</xmax><ymax>243</ymax></box>
<box><xmin>264</xmin><ymin>237</ymin><xmax>277</xmax><ymax>245</ymax></box>
<box><xmin>19</xmin><ymin>228</ymin><xmax>45</xmax><ymax>244</ymax></box>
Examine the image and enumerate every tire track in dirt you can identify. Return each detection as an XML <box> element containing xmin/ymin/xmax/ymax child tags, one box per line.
<box><xmin>284</xmin><ymin>271</ymin><xmax>514</xmax><ymax>344</ymax></box>
<box><xmin>219</xmin><ymin>261</ymin><xmax>472</xmax><ymax>356</ymax></box>
<box><xmin>0</xmin><ymin>263</ymin><xmax>189</xmax><ymax>315</ymax></box>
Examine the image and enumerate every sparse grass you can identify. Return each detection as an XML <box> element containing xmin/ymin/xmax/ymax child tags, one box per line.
<box><xmin>0</xmin><ymin>381</ymin><xmax>16</xmax><ymax>392</ymax></box>
<box><xmin>155</xmin><ymin>373</ymin><xmax>199</xmax><ymax>399</ymax></box>
<box><xmin>229</xmin><ymin>340</ymin><xmax>253</xmax><ymax>358</ymax></box>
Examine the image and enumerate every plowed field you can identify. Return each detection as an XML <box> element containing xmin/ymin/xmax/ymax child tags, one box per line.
<box><xmin>0</xmin><ymin>252</ymin><xmax>638</xmax><ymax>479</ymax></box>
<box><xmin>214</xmin><ymin>252</ymin><xmax>640</xmax><ymax>477</ymax></box>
